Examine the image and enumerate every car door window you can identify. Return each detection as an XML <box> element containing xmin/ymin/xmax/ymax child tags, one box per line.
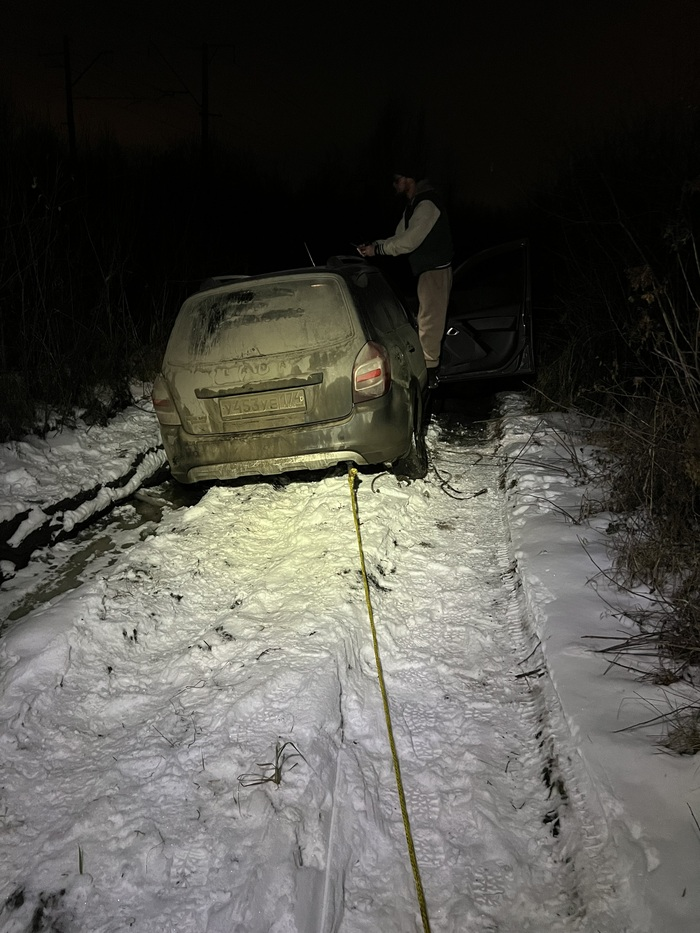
<box><xmin>168</xmin><ymin>274</ymin><xmax>355</xmax><ymax>363</ymax></box>
<box><xmin>347</xmin><ymin>276</ymin><xmax>390</xmax><ymax>335</ymax></box>
<box><xmin>449</xmin><ymin>250</ymin><xmax>524</xmax><ymax>321</ymax></box>
<box><xmin>440</xmin><ymin>240</ymin><xmax>533</xmax><ymax>379</ymax></box>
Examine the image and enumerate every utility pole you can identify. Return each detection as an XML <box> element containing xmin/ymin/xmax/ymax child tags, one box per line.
<box><xmin>63</xmin><ymin>36</ymin><xmax>77</xmax><ymax>164</ymax></box>
<box><xmin>199</xmin><ymin>43</ymin><xmax>235</xmax><ymax>165</ymax></box>
<box><xmin>201</xmin><ymin>42</ymin><xmax>210</xmax><ymax>166</ymax></box>
<box><xmin>61</xmin><ymin>38</ymin><xmax>109</xmax><ymax>165</ymax></box>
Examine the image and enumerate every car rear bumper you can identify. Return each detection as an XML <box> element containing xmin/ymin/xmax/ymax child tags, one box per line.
<box><xmin>159</xmin><ymin>393</ymin><xmax>413</xmax><ymax>482</ymax></box>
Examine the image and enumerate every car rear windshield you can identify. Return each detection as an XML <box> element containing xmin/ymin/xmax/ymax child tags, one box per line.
<box><xmin>167</xmin><ymin>274</ymin><xmax>356</xmax><ymax>363</ymax></box>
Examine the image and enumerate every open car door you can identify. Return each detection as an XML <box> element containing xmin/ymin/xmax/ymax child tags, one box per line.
<box><xmin>439</xmin><ymin>239</ymin><xmax>534</xmax><ymax>381</ymax></box>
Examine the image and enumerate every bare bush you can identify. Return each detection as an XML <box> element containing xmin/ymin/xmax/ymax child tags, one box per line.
<box><xmin>533</xmin><ymin>105</ymin><xmax>700</xmax><ymax>682</ymax></box>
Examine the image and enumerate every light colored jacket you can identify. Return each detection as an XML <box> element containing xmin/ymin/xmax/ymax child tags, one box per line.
<box><xmin>377</xmin><ymin>199</ymin><xmax>441</xmax><ymax>257</ymax></box>
<box><xmin>375</xmin><ymin>181</ymin><xmax>453</xmax><ymax>275</ymax></box>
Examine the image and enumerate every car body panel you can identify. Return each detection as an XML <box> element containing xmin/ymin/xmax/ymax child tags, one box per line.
<box><xmin>155</xmin><ymin>260</ymin><xmax>427</xmax><ymax>483</ymax></box>
<box><xmin>163</xmin><ymin>274</ymin><xmax>360</xmax><ymax>435</ymax></box>
<box><xmin>158</xmin><ymin>387</ymin><xmax>415</xmax><ymax>482</ymax></box>
<box><xmin>343</xmin><ymin>266</ymin><xmax>426</xmax><ymax>392</ymax></box>
<box><xmin>439</xmin><ymin>238</ymin><xmax>534</xmax><ymax>381</ymax></box>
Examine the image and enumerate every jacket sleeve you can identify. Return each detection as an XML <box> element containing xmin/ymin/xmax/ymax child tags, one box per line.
<box><xmin>375</xmin><ymin>200</ymin><xmax>441</xmax><ymax>257</ymax></box>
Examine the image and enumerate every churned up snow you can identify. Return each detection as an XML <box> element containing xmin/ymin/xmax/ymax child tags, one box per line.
<box><xmin>0</xmin><ymin>388</ymin><xmax>698</xmax><ymax>933</ymax></box>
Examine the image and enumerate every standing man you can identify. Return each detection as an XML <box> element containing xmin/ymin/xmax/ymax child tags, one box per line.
<box><xmin>358</xmin><ymin>168</ymin><xmax>454</xmax><ymax>385</ymax></box>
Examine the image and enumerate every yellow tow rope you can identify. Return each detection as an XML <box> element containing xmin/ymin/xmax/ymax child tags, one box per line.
<box><xmin>347</xmin><ymin>466</ymin><xmax>432</xmax><ymax>933</ymax></box>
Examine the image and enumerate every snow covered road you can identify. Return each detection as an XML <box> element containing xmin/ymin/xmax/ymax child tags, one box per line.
<box><xmin>0</xmin><ymin>418</ymin><xmax>635</xmax><ymax>932</ymax></box>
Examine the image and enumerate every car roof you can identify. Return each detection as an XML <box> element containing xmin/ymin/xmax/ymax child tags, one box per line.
<box><xmin>196</xmin><ymin>256</ymin><xmax>372</xmax><ymax>293</ymax></box>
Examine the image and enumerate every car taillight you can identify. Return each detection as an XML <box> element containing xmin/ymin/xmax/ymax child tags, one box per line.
<box><xmin>151</xmin><ymin>375</ymin><xmax>181</xmax><ymax>425</ymax></box>
<box><xmin>352</xmin><ymin>341</ymin><xmax>391</xmax><ymax>402</ymax></box>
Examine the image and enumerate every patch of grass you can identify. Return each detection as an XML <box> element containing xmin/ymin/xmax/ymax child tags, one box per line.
<box><xmin>610</xmin><ymin>688</ymin><xmax>700</xmax><ymax>756</ymax></box>
<box><xmin>237</xmin><ymin>740</ymin><xmax>305</xmax><ymax>788</ymax></box>
<box><xmin>662</xmin><ymin>708</ymin><xmax>700</xmax><ymax>756</ymax></box>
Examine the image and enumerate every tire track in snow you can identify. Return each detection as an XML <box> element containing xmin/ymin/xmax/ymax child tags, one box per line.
<box><xmin>321</xmin><ymin>420</ymin><xmax>633</xmax><ymax>932</ymax></box>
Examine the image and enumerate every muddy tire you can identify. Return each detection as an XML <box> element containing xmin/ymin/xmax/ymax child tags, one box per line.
<box><xmin>392</xmin><ymin>395</ymin><xmax>429</xmax><ymax>481</ymax></box>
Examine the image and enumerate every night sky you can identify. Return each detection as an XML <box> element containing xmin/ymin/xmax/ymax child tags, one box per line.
<box><xmin>2</xmin><ymin>0</ymin><xmax>698</xmax><ymax>208</ymax></box>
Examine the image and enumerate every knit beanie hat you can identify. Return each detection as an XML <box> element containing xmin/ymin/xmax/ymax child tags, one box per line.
<box><xmin>393</xmin><ymin>162</ymin><xmax>425</xmax><ymax>182</ymax></box>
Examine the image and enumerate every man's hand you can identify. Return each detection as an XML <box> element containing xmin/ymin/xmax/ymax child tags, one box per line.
<box><xmin>357</xmin><ymin>243</ymin><xmax>376</xmax><ymax>258</ymax></box>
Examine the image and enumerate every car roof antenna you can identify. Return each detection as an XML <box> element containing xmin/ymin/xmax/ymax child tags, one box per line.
<box><xmin>303</xmin><ymin>241</ymin><xmax>316</xmax><ymax>267</ymax></box>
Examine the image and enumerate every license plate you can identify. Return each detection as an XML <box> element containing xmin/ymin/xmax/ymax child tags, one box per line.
<box><xmin>219</xmin><ymin>389</ymin><xmax>306</xmax><ymax>419</ymax></box>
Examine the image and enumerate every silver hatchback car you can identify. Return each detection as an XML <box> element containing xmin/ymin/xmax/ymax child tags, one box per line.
<box><xmin>152</xmin><ymin>257</ymin><xmax>428</xmax><ymax>483</ymax></box>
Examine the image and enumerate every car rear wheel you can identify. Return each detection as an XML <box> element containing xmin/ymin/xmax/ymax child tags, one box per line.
<box><xmin>391</xmin><ymin>394</ymin><xmax>428</xmax><ymax>481</ymax></box>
